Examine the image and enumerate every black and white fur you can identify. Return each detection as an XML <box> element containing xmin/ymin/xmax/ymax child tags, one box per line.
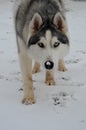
<box><xmin>14</xmin><ymin>0</ymin><xmax>69</xmax><ymax>105</ymax></box>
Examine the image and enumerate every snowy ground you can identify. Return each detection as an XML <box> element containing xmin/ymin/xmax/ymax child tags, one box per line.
<box><xmin>0</xmin><ymin>0</ymin><xmax>86</xmax><ymax>130</ymax></box>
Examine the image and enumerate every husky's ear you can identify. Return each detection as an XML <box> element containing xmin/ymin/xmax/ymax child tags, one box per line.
<box><xmin>53</xmin><ymin>13</ymin><xmax>67</xmax><ymax>32</ymax></box>
<box><xmin>30</xmin><ymin>13</ymin><xmax>42</xmax><ymax>33</ymax></box>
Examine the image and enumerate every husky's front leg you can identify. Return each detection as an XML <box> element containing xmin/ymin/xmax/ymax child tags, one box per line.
<box><xmin>45</xmin><ymin>70</ymin><xmax>55</xmax><ymax>86</ymax></box>
<box><xmin>18</xmin><ymin>39</ymin><xmax>35</xmax><ymax>105</ymax></box>
<box><xmin>20</xmin><ymin>53</ymin><xmax>35</xmax><ymax>105</ymax></box>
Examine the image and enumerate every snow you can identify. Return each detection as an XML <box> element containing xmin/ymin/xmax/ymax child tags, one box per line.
<box><xmin>0</xmin><ymin>0</ymin><xmax>86</xmax><ymax>130</ymax></box>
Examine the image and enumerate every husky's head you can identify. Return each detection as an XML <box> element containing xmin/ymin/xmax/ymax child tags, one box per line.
<box><xmin>25</xmin><ymin>13</ymin><xmax>69</xmax><ymax>70</ymax></box>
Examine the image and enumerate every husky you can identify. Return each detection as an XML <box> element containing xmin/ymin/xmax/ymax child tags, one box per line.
<box><xmin>14</xmin><ymin>0</ymin><xmax>69</xmax><ymax>105</ymax></box>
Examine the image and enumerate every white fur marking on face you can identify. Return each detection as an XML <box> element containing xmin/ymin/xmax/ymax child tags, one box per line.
<box><xmin>52</xmin><ymin>36</ymin><xmax>58</xmax><ymax>43</ymax></box>
<box><xmin>52</xmin><ymin>36</ymin><xmax>59</xmax><ymax>47</ymax></box>
<box><xmin>45</xmin><ymin>30</ymin><xmax>52</xmax><ymax>43</ymax></box>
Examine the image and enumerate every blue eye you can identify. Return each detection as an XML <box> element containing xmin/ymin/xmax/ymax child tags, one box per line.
<box><xmin>53</xmin><ymin>42</ymin><xmax>60</xmax><ymax>48</ymax></box>
<box><xmin>38</xmin><ymin>43</ymin><xmax>45</xmax><ymax>48</ymax></box>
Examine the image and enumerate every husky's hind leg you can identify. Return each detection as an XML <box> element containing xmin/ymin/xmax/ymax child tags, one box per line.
<box><xmin>32</xmin><ymin>62</ymin><xmax>40</xmax><ymax>74</ymax></box>
<box><xmin>58</xmin><ymin>59</ymin><xmax>67</xmax><ymax>72</ymax></box>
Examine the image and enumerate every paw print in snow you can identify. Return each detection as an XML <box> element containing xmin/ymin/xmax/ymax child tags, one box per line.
<box><xmin>52</xmin><ymin>92</ymin><xmax>71</xmax><ymax>106</ymax></box>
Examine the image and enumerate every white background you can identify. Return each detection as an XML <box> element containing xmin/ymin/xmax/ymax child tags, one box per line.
<box><xmin>0</xmin><ymin>0</ymin><xmax>86</xmax><ymax>130</ymax></box>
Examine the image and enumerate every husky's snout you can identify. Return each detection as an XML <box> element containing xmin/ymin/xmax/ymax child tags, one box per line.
<box><xmin>44</xmin><ymin>60</ymin><xmax>54</xmax><ymax>70</ymax></box>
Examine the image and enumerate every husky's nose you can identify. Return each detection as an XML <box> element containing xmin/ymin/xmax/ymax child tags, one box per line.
<box><xmin>44</xmin><ymin>60</ymin><xmax>54</xmax><ymax>70</ymax></box>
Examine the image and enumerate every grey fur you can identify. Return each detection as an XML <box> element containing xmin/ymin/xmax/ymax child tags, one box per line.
<box><xmin>14</xmin><ymin>0</ymin><xmax>65</xmax><ymax>40</ymax></box>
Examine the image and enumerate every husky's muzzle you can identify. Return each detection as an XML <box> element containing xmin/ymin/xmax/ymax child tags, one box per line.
<box><xmin>44</xmin><ymin>60</ymin><xmax>54</xmax><ymax>70</ymax></box>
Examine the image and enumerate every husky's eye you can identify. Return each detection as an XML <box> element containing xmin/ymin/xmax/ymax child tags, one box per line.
<box><xmin>53</xmin><ymin>42</ymin><xmax>60</xmax><ymax>48</ymax></box>
<box><xmin>38</xmin><ymin>42</ymin><xmax>45</xmax><ymax>48</ymax></box>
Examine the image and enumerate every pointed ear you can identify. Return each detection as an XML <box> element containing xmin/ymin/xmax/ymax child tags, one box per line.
<box><xmin>29</xmin><ymin>13</ymin><xmax>42</xmax><ymax>33</ymax></box>
<box><xmin>53</xmin><ymin>13</ymin><xmax>67</xmax><ymax>32</ymax></box>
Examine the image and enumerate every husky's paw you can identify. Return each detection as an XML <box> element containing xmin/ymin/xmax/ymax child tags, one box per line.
<box><xmin>45</xmin><ymin>71</ymin><xmax>55</xmax><ymax>85</ymax></box>
<box><xmin>45</xmin><ymin>79</ymin><xmax>55</xmax><ymax>86</ymax></box>
<box><xmin>32</xmin><ymin>62</ymin><xmax>40</xmax><ymax>74</ymax></box>
<box><xmin>58</xmin><ymin>60</ymin><xmax>68</xmax><ymax>72</ymax></box>
<box><xmin>58</xmin><ymin>65</ymin><xmax>67</xmax><ymax>72</ymax></box>
<box><xmin>22</xmin><ymin>96</ymin><xmax>35</xmax><ymax>105</ymax></box>
<box><xmin>32</xmin><ymin>67</ymin><xmax>40</xmax><ymax>74</ymax></box>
